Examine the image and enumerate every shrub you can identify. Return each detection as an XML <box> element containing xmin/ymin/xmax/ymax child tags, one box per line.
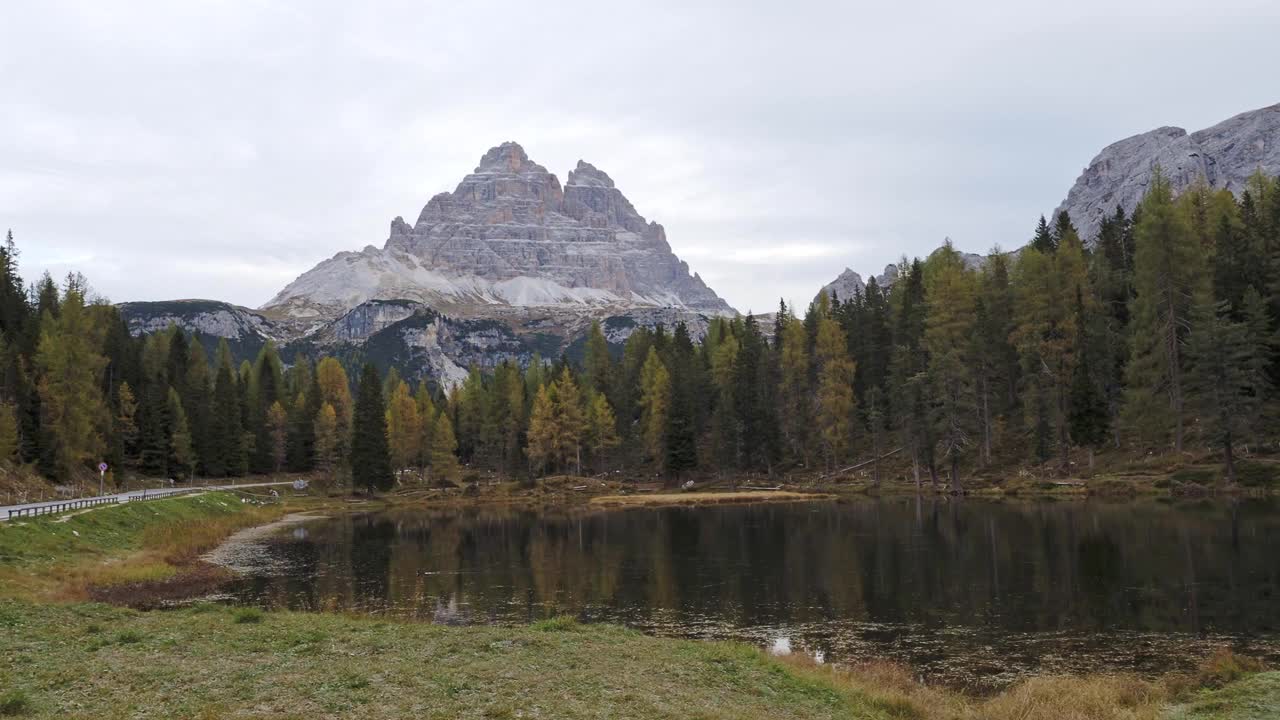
<box><xmin>1171</xmin><ymin>467</ymin><xmax>1217</xmax><ymax>486</ymax></box>
<box><xmin>1195</xmin><ymin>648</ymin><xmax>1264</xmax><ymax>689</ymax></box>
<box><xmin>531</xmin><ymin>616</ymin><xmax>579</xmax><ymax>632</ymax></box>
<box><xmin>1234</xmin><ymin>461</ymin><xmax>1280</xmax><ymax>488</ymax></box>
<box><xmin>233</xmin><ymin>608</ymin><xmax>264</xmax><ymax>625</ymax></box>
<box><xmin>0</xmin><ymin>689</ymin><xmax>31</xmax><ymax>716</ymax></box>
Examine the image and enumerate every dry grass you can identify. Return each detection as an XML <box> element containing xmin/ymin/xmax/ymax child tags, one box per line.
<box><xmin>590</xmin><ymin>490</ymin><xmax>834</xmax><ymax>508</ymax></box>
<box><xmin>980</xmin><ymin>674</ymin><xmax>1167</xmax><ymax>720</ymax></box>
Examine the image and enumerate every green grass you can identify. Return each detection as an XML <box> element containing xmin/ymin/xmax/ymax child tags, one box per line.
<box><xmin>0</xmin><ymin>492</ymin><xmax>252</xmax><ymax>569</ymax></box>
<box><xmin>1165</xmin><ymin>672</ymin><xmax>1280</xmax><ymax>719</ymax></box>
<box><xmin>0</xmin><ymin>600</ymin><xmax>909</xmax><ymax>720</ymax></box>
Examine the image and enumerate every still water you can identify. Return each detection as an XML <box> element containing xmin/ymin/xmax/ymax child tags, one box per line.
<box><xmin>228</xmin><ymin>497</ymin><xmax>1280</xmax><ymax>690</ymax></box>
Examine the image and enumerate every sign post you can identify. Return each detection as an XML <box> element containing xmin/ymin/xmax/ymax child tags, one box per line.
<box><xmin>98</xmin><ymin>463</ymin><xmax>108</xmax><ymax>497</ymax></box>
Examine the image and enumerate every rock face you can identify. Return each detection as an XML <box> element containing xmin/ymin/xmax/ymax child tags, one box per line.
<box><xmin>264</xmin><ymin>142</ymin><xmax>733</xmax><ymax>320</ymax></box>
<box><xmin>1055</xmin><ymin>103</ymin><xmax>1280</xmax><ymax>241</ymax></box>
<box><xmin>814</xmin><ymin>268</ymin><xmax>866</xmax><ymax>305</ymax></box>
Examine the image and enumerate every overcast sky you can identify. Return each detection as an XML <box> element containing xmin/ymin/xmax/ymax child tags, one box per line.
<box><xmin>4</xmin><ymin>1</ymin><xmax>1278</xmax><ymax>314</ymax></box>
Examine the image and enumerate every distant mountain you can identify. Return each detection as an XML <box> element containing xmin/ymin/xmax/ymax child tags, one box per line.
<box><xmin>1055</xmin><ymin>103</ymin><xmax>1280</xmax><ymax>241</ymax></box>
<box><xmin>264</xmin><ymin>142</ymin><xmax>733</xmax><ymax>322</ymax></box>
<box><xmin>120</xmin><ymin>142</ymin><xmax>731</xmax><ymax>385</ymax></box>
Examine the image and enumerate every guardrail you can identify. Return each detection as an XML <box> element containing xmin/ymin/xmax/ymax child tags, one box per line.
<box><xmin>128</xmin><ymin>487</ymin><xmax>204</xmax><ymax>503</ymax></box>
<box><xmin>7</xmin><ymin>496</ymin><xmax>119</xmax><ymax>520</ymax></box>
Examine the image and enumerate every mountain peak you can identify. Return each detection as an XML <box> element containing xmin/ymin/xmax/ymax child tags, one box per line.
<box><xmin>265</xmin><ymin>142</ymin><xmax>734</xmax><ymax>320</ymax></box>
<box><xmin>475</xmin><ymin>141</ymin><xmax>533</xmax><ymax>173</ymax></box>
<box><xmin>566</xmin><ymin>160</ymin><xmax>615</xmax><ymax>188</ymax></box>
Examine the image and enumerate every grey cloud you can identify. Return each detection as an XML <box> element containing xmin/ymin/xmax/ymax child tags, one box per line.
<box><xmin>3</xmin><ymin>0</ymin><xmax>1279</xmax><ymax>312</ymax></box>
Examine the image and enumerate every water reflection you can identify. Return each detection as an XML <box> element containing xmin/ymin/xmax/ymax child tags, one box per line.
<box><xmin>230</xmin><ymin>497</ymin><xmax>1280</xmax><ymax>690</ymax></box>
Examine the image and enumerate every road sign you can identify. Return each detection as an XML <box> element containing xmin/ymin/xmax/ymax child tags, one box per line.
<box><xmin>98</xmin><ymin>463</ymin><xmax>108</xmax><ymax>473</ymax></box>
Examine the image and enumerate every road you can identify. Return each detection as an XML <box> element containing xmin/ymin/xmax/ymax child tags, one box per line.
<box><xmin>0</xmin><ymin>481</ymin><xmax>297</xmax><ymax>521</ymax></box>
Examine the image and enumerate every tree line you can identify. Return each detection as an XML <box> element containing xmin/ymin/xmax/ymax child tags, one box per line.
<box><xmin>2</xmin><ymin>168</ymin><xmax>1278</xmax><ymax>491</ymax></box>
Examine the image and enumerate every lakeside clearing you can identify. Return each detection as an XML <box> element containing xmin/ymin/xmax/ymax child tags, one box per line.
<box><xmin>1</xmin><ymin>489</ymin><xmax>1276</xmax><ymax>718</ymax></box>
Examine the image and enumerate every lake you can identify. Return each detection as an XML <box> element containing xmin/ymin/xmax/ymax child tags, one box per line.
<box><xmin>226</xmin><ymin>497</ymin><xmax>1280</xmax><ymax>690</ymax></box>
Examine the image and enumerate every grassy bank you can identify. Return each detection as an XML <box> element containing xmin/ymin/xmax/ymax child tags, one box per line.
<box><xmin>0</xmin><ymin>491</ymin><xmax>284</xmax><ymax>601</ymax></box>
<box><xmin>0</xmin><ymin>601</ymin><xmax>1274</xmax><ymax>719</ymax></box>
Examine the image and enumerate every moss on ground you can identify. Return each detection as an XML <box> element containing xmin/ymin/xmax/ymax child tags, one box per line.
<box><xmin>1165</xmin><ymin>672</ymin><xmax>1280</xmax><ymax>719</ymax></box>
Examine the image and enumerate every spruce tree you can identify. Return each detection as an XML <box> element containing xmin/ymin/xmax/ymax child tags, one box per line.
<box><xmin>34</xmin><ymin>285</ymin><xmax>109</xmax><ymax>478</ymax></box>
<box><xmin>351</xmin><ymin>363</ymin><xmax>393</xmax><ymax>493</ymax></box>
<box><xmin>1123</xmin><ymin>168</ymin><xmax>1208</xmax><ymax>451</ymax></box>
<box><xmin>1186</xmin><ymin>289</ymin><xmax>1271</xmax><ymax>485</ymax></box>
<box><xmin>814</xmin><ymin>315</ymin><xmax>855</xmax><ymax>471</ymax></box>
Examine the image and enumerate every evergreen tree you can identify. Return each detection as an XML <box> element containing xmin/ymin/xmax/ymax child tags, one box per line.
<box><xmin>386</xmin><ymin>380</ymin><xmax>422</xmax><ymax>473</ymax></box>
<box><xmin>526</xmin><ymin>384</ymin><xmax>556</xmax><ymax>476</ymax></box>
<box><xmin>814</xmin><ymin>315</ymin><xmax>855</xmax><ymax>471</ymax></box>
<box><xmin>208</xmin><ymin>341</ymin><xmax>245</xmax><ymax>477</ymax></box>
<box><xmin>168</xmin><ymin>388</ymin><xmax>195</xmax><ymax>480</ymax></box>
<box><xmin>551</xmin><ymin>366</ymin><xmax>586</xmax><ymax>475</ymax></box>
<box><xmin>34</xmin><ymin>285</ymin><xmax>108</xmax><ymax>478</ymax></box>
<box><xmin>585</xmin><ymin>391</ymin><xmax>620</xmax><ymax>473</ymax></box>
<box><xmin>429</xmin><ymin>408</ymin><xmax>460</xmax><ymax>483</ymax></box>
<box><xmin>266</xmin><ymin>400</ymin><xmax>288</xmax><ymax>473</ymax></box>
<box><xmin>1186</xmin><ymin>289</ymin><xmax>1271</xmax><ymax>485</ymax></box>
<box><xmin>638</xmin><ymin>347</ymin><xmax>671</xmax><ymax>474</ymax></box>
<box><xmin>1123</xmin><ymin>169</ymin><xmax>1208</xmax><ymax>451</ymax></box>
<box><xmin>923</xmin><ymin>244</ymin><xmax>977</xmax><ymax>490</ymax></box>
<box><xmin>777</xmin><ymin>312</ymin><xmax>810</xmax><ymax>466</ymax></box>
<box><xmin>1030</xmin><ymin>214</ymin><xmax>1056</xmax><ymax>254</ymax></box>
<box><xmin>351</xmin><ymin>363</ymin><xmax>393</xmax><ymax>493</ymax></box>
<box><xmin>583</xmin><ymin>320</ymin><xmax>612</xmax><ymax>395</ymax></box>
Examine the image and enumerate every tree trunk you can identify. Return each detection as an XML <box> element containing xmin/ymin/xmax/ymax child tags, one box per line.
<box><xmin>1224</xmin><ymin>433</ymin><xmax>1236</xmax><ymax>488</ymax></box>
<box><xmin>928</xmin><ymin>461</ymin><xmax>940</xmax><ymax>491</ymax></box>
<box><xmin>912</xmin><ymin>452</ymin><xmax>921</xmax><ymax>493</ymax></box>
<box><xmin>949</xmin><ymin>455</ymin><xmax>961</xmax><ymax>494</ymax></box>
<box><xmin>981</xmin><ymin>382</ymin><xmax>992</xmax><ymax>466</ymax></box>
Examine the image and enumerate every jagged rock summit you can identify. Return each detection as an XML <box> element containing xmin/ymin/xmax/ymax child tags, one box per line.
<box><xmin>1055</xmin><ymin>103</ymin><xmax>1280</xmax><ymax>241</ymax></box>
<box><xmin>264</xmin><ymin>141</ymin><xmax>733</xmax><ymax>321</ymax></box>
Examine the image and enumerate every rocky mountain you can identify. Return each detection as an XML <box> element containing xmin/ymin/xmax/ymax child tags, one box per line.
<box><xmin>1055</xmin><ymin>103</ymin><xmax>1280</xmax><ymax>241</ymax></box>
<box><xmin>264</xmin><ymin>142</ymin><xmax>732</xmax><ymax>322</ymax></box>
<box><xmin>120</xmin><ymin>142</ymin><xmax>732</xmax><ymax>387</ymax></box>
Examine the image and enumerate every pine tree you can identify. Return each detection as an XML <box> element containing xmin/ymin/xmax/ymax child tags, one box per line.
<box><xmin>351</xmin><ymin>363</ymin><xmax>393</xmax><ymax>493</ymax></box>
<box><xmin>1068</xmin><ymin>289</ymin><xmax>1110</xmax><ymax>468</ymax></box>
<box><xmin>1186</xmin><ymin>289</ymin><xmax>1271</xmax><ymax>485</ymax></box>
<box><xmin>316</xmin><ymin>357</ymin><xmax>353</xmax><ymax>457</ymax></box>
<box><xmin>551</xmin><ymin>366</ymin><xmax>586</xmax><ymax>475</ymax></box>
<box><xmin>429</xmin><ymin>408</ymin><xmax>460</xmax><ymax>483</ymax></box>
<box><xmin>114</xmin><ymin>381</ymin><xmax>139</xmax><ymax>470</ymax></box>
<box><xmin>313</xmin><ymin>402</ymin><xmax>340</xmax><ymax>479</ymax></box>
<box><xmin>209</xmin><ymin>341</ymin><xmax>246</xmax><ymax>477</ymax></box>
<box><xmin>777</xmin><ymin>312</ymin><xmax>810</xmax><ymax>466</ymax></box>
<box><xmin>923</xmin><ymin>244</ymin><xmax>977</xmax><ymax>490</ymax></box>
<box><xmin>585</xmin><ymin>391</ymin><xmax>620</xmax><ymax>473</ymax></box>
<box><xmin>266</xmin><ymin>400</ymin><xmax>288</xmax><ymax>473</ymax></box>
<box><xmin>814</xmin><ymin>315</ymin><xmax>855</xmax><ymax>471</ymax></box>
<box><xmin>1030</xmin><ymin>214</ymin><xmax>1057</xmax><ymax>254</ymax></box>
<box><xmin>386</xmin><ymin>380</ymin><xmax>422</xmax><ymax>474</ymax></box>
<box><xmin>583</xmin><ymin>320</ymin><xmax>612</xmax><ymax>395</ymax></box>
<box><xmin>0</xmin><ymin>401</ymin><xmax>18</xmax><ymax>463</ymax></box>
<box><xmin>526</xmin><ymin>384</ymin><xmax>556</xmax><ymax>476</ymax></box>
<box><xmin>168</xmin><ymin>388</ymin><xmax>195</xmax><ymax>480</ymax></box>
<box><xmin>33</xmin><ymin>284</ymin><xmax>109</xmax><ymax>478</ymax></box>
<box><xmin>638</xmin><ymin>347</ymin><xmax>671</xmax><ymax>474</ymax></box>
<box><xmin>1123</xmin><ymin>168</ymin><xmax>1209</xmax><ymax>450</ymax></box>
